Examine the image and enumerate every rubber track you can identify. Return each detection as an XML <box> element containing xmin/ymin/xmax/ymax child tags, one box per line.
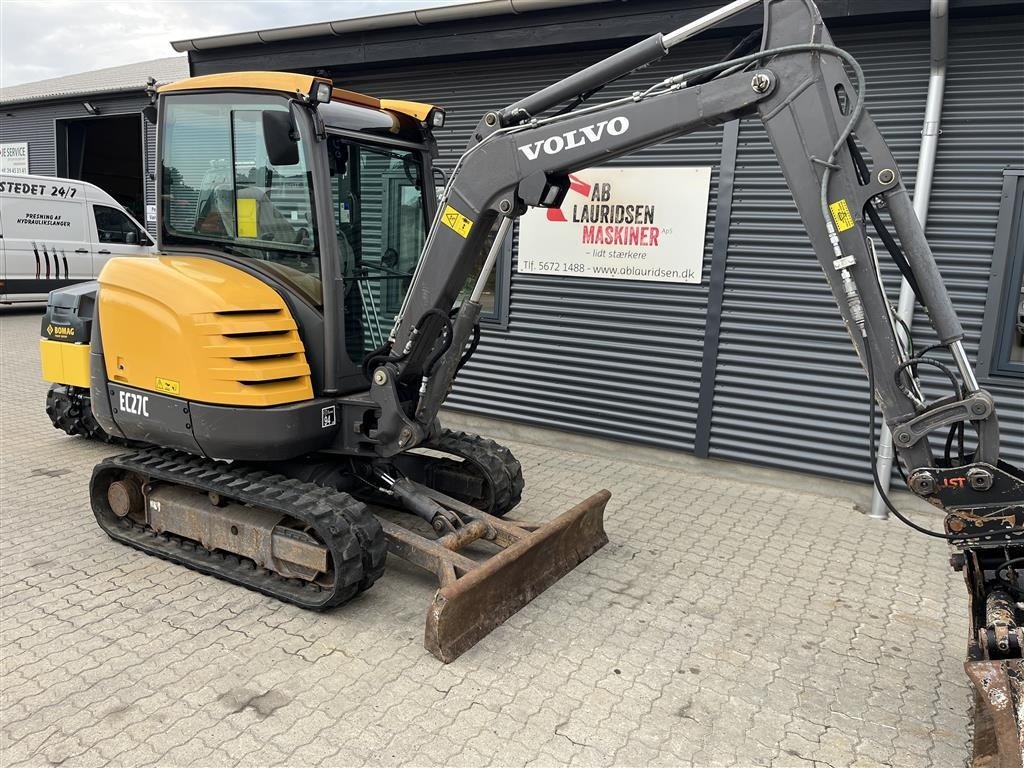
<box><xmin>46</xmin><ymin>385</ymin><xmax>119</xmax><ymax>443</ymax></box>
<box><xmin>91</xmin><ymin>448</ymin><xmax>386</xmax><ymax>609</ymax></box>
<box><xmin>425</xmin><ymin>429</ymin><xmax>525</xmax><ymax>517</ymax></box>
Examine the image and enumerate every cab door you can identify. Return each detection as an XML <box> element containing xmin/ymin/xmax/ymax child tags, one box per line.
<box><xmin>88</xmin><ymin>203</ymin><xmax>154</xmax><ymax>275</ymax></box>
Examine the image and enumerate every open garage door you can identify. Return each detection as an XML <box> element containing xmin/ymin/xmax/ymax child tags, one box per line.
<box><xmin>56</xmin><ymin>113</ymin><xmax>144</xmax><ymax>223</ymax></box>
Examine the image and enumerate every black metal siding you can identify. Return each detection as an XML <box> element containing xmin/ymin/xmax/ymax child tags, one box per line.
<box><xmin>1</xmin><ymin>9</ymin><xmax>1007</xmax><ymax>486</ymax></box>
<box><xmin>709</xmin><ymin>17</ymin><xmax>1024</xmax><ymax>480</ymax></box>
<box><xmin>928</xmin><ymin>17</ymin><xmax>1024</xmax><ymax>471</ymax></box>
<box><xmin>336</xmin><ymin>38</ymin><xmax>733</xmax><ymax>452</ymax></box>
<box><xmin>0</xmin><ymin>94</ymin><xmax>157</xmax><ymax>234</ymax></box>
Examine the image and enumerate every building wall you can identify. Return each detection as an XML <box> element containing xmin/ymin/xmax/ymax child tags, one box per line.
<box><xmin>7</xmin><ymin>9</ymin><xmax>1015</xmax><ymax>486</ymax></box>
<box><xmin>334</xmin><ymin>13</ymin><xmax>1024</xmax><ymax>482</ymax></box>
<box><xmin>0</xmin><ymin>93</ymin><xmax>157</xmax><ymax>233</ymax></box>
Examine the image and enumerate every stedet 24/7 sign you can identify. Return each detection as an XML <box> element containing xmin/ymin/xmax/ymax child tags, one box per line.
<box><xmin>518</xmin><ymin>166</ymin><xmax>711</xmax><ymax>284</ymax></box>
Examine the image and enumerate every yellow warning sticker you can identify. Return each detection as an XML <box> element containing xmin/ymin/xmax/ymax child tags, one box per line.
<box><xmin>441</xmin><ymin>205</ymin><xmax>473</xmax><ymax>238</ymax></box>
<box><xmin>155</xmin><ymin>377</ymin><xmax>180</xmax><ymax>395</ymax></box>
<box><xmin>236</xmin><ymin>198</ymin><xmax>258</xmax><ymax>239</ymax></box>
<box><xmin>829</xmin><ymin>198</ymin><xmax>855</xmax><ymax>232</ymax></box>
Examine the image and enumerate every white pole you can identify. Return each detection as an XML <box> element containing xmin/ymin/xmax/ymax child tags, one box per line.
<box><xmin>869</xmin><ymin>0</ymin><xmax>949</xmax><ymax>519</ymax></box>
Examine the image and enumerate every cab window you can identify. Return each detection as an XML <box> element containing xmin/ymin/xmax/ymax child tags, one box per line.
<box><xmin>94</xmin><ymin>205</ymin><xmax>149</xmax><ymax>245</ymax></box>
<box><xmin>327</xmin><ymin>134</ymin><xmax>427</xmax><ymax>363</ymax></box>
<box><xmin>160</xmin><ymin>93</ymin><xmax>320</xmax><ymax>304</ymax></box>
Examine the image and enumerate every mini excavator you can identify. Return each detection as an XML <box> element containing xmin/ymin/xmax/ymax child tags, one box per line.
<box><xmin>39</xmin><ymin>0</ymin><xmax>1024</xmax><ymax>762</ymax></box>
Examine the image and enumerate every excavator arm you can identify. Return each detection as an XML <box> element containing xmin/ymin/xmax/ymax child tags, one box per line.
<box><xmin>368</xmin><ymin>0</ymin><xmax>1024</xmax><ymax>761</ymax></box>
<box><xmin>373</xmin><ymin>0</ymin><xmax>988</xmax><ymax>476</ymax></box>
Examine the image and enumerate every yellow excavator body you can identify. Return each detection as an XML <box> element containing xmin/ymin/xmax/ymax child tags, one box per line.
<box><xmin>96</xmin><ymin>255</ymin><xmax>313</xmax><ymax>407</ymax></box>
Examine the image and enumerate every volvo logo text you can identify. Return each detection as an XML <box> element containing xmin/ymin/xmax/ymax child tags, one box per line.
<box><xmin>518</xmin><ymin>117</ymin><xmax>630</xmax><ymax>161</ymax></box>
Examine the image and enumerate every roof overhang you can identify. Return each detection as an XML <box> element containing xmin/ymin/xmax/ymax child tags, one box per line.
<box><xmin>170</xmin><ymin>0</ymin><xmax>612</xmax><ymax>52</ymax></box>
<box><xmin>181</xmin><ymin>0</ymin><xmax>1023</xmax><ymax>81</ymax></box>
<box><xmin>0</xmin><ymin>84</ymin><xmax>147</xmax><ymax>108</ymax></box>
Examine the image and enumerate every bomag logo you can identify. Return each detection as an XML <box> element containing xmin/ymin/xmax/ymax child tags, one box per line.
<box><xmin>47</xmin><ymin>324</ymin><xmax>75</xmax><ymax>338</ymax></box>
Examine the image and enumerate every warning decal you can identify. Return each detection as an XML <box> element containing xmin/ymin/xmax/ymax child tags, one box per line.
<box><xmin>829</xmin><ymin>199</ymin><xmax>855</xmax><ymax>232</ymax></box>
<box><xmin>441</xmin><ymin>205</ymin><xmax>473</xmax><ymax>238</ymax></box>
<box><xmin>155</xmin><ymin>377</ymin><xmax>180</xmax><ymax>395</ymax></box>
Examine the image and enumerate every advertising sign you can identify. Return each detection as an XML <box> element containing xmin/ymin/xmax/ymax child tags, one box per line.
<box><xmin>518</xmin><ymin>166</ymin><xmax>711</xmax><ymax>284</ymax></box>
<box><xmin>0</xmin><ymin>142</ymin><xmax>29</xmax><ymax>174</ymax></box>
<box><xmin>0</xmin><ymin>178</ymin><xmax>87</xmax><ymax>241</ymax></box>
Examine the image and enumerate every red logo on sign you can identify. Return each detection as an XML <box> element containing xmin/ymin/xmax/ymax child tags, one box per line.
<box><xmin>546</xmin><ymin>174</ymin><xmax>591</xmax><ymax>222</ymax></box>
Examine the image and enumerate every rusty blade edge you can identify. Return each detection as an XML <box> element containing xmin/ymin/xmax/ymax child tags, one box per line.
<box><xmin>423</xmin><ymin>489</ymin><xmax>611</xmax><ymax>663</ymax></box>
<box><xmin>966</xmin><ymin>659</ymin><xmax>1024</xmax><ymax>768</ymax></box>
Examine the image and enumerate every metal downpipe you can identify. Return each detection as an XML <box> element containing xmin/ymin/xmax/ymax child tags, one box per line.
<box><xmin>869</xmin><ymin>0</ymin><xmax>949</xmax><ymax>520</ymax></box>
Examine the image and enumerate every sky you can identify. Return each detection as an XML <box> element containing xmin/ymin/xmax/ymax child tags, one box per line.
<box><xmin>0</xmin><ymin>0</ymin><xmax>476</xmax><ymax>87</ymax></box>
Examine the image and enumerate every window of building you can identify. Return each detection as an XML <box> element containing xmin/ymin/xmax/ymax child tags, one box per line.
<box><xmin>978</xmin><ymin>168</ymin><xmax>1024</xmax><ymax>382</ymax></box>
<box><xmin>455</xmin><ymin>215</ymin><xmax>512</xmax><ymax>328</ymax></box>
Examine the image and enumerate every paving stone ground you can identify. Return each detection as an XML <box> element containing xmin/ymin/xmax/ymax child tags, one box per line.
<box><xmin>1</xmin><ymin>305</ymin><xmax>974</xmax><ymax>767</ymax></box>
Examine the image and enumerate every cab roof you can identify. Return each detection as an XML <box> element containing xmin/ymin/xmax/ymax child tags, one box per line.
<box><xmin>158</xmin><ymin>71</ymin><xmax>439</xmax><ymax>123</ymax></box>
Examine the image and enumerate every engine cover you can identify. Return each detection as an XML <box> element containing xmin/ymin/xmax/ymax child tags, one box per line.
<box><xmin>96</xmin><ymin>255</ymin><xmax>313</xmax><ymax>407</ymax></box>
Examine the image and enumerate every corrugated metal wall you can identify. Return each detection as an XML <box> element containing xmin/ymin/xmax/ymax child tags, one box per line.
<box><xmin>0</xmin><ymin>93</ymin><xmax>157</xmax><ymax>234</ymax></box>
<box><xmin>710</xmin><ymin>16</ymin><xmax>1024</xmax><ymax>480</ymax></box>
<box><xmin>926</xmin><ymin>17</ymin><xmax>1024</xmax><ymax>473</ymax></box>
<box><xmin>337</xmin><ymin>37</ymin><xmax>733</xmax><ymax>452</ymax></box>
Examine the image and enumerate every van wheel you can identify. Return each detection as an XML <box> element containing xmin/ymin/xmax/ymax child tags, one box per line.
<box><xmin>46</xmin><ymin>384</ymin><xmax>120</xmax><ymax>443</ymax></box>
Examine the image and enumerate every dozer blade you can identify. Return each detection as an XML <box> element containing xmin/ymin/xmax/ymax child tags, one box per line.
<box><xmin>967</xmin><ymin>659</ymin><xmax>1024</xmax><ymax>768</ymax></box>
<box><xmin>425</xmin><ymin>489</ymin><xmax>609</xmax><ymax>662</ymax></box>
<box><xmin>380</xmin><ymin>485</ymin><xmax>610</xmax><ymax>663</ymax></box>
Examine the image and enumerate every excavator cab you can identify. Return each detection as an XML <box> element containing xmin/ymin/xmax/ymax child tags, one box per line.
<box><xmin>156</xmin><ymin>74</ymin><xmax>436</xmax><ymax>393</ymax></box>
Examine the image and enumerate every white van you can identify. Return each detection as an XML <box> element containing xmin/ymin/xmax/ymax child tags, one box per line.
<box><xmin>0</xmin><ymin>173</ymin><xmax>154</xmax><ymax>304</ymax></box>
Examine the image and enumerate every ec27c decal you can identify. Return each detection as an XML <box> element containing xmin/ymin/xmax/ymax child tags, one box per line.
<box><xmin>118</xmin><ymin>390</ymin><xmax>150</xmax><ymax>418</ymax></box>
